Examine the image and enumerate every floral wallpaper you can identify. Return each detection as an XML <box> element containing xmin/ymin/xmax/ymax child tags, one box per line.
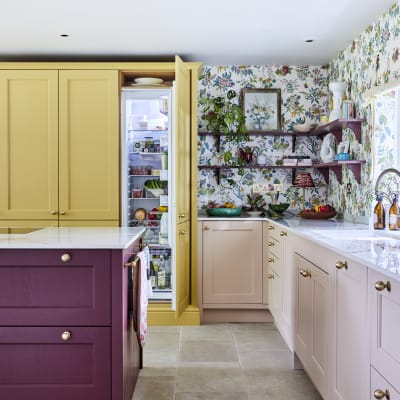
<box><xmin>197</xmin><ymin>1</ymin><xmax>400</xmax><ymax>217</ymax></box>
<box><xmin>328</xmin><ymin>1</ymin><xmax>400</xmax><ymax>216</ymax></box>
<box><xmin>197</xmin><ymin>65</ymin><xmax>330</xmax><ymax>211</ymax></box>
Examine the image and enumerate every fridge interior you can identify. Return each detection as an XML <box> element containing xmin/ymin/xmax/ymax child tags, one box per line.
<box><xmin>121</xmin><ymin>88</ymin><xmax>174</xmax><ymax>302</ymax></box>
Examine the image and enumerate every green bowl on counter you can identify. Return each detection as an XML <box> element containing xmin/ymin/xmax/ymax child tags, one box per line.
<box><xmin>206</xmin><ymin>207</ymin><xmax>242</xmax><ymax>217</ymax></box>
<box><xmin>268</xmin><ymin>203</ymin><xmax>290</xmax><ymax>214</ymax></box>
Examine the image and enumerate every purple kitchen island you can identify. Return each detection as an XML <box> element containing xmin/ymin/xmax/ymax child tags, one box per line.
<box><xmin>0</xmin><ymin>227</ymin><xmax>145</xmax><ymax>400</ymax></box>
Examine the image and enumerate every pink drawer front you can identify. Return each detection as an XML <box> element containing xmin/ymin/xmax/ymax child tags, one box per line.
<box><xmin>0</xmin><ymin>326</ymin><xmax>111</xmax><ymax>400</ymax></box>
<box><xmin>0</xmin><ymin>249</ymin><xmax>111</xmax><ymax>326</ymax></box>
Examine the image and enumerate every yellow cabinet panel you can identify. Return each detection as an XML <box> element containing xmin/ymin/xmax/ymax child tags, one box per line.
<box><xmin>176</xmin><ymin>221</ymin><xmax>190</xmax><ymax>318</ymax></box>
<box><xmin>58</xmin><ymin>70</ymin><xmax>119</xmax><ymax>221</ymax></box>
<box><xmin>0</xmin><ymin>70</ymin><xmax>58</xmax><ymax>221</ymax></box>
<box><xmin>174</xmin><ymin>56</ymin><xmax>191</xmax><ymax>224</ymax></box>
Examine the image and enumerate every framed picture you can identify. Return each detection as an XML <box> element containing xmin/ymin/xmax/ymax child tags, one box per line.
<box><xmin>241</xmin><ymin>88</ymin><xmax>281</xmax><ymax>132</ymax></box>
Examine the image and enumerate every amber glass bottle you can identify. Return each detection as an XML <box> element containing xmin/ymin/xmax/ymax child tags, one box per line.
<box><xmin>373</xmin><ymin>194</ymin><xmax>385</xmax><ymax>230</ymax></box>
<box><xmin>389</xmin><ymin>194</ymin><xmax>398</xmax><ymax>230</ymax></box>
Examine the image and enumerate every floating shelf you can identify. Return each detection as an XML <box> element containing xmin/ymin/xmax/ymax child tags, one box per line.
<box><xmin>313</xmin><ymin>160</ymin><xmax>366</xmax><ymax>183</ymax></box>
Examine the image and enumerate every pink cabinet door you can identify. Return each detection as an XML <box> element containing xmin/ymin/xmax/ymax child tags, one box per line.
<box><xmin>371</xmin><ymin>367</ymin><xmax>400</xmax><ymax>400</ymax></box>
<box><xmin>370</xmin><ymin>269</ymin><xmax>400</xmax><ymax>394</ymax></box>
<box><xmin>0</xmin><ymin>326</ymin><xmax>110</xmax><ymax>400</ymax></box>
<box><xmin>0</xmin><ymin>249</ymin><xmax>110</xmax><ymax>326</ymax></box>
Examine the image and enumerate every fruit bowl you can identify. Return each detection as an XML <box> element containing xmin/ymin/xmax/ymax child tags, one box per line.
<box><xmin>268</xmin><ymin>203</ymin><xmax>290</xmax><ymax>214</ymax></box>
<box><xmin>206</xmin><ymin>207</ymin><xmax>242</xmax><ymax>217</ymax></box>
<box><xmin>300</xmin><ymin>207</ymin><xmax>336</xmax><ymax>219</ymax></box>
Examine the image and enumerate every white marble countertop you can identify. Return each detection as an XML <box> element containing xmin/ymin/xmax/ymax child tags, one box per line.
<box><xmin>199</xmin><ymin>214</ymin><xmax>400</xmax><ymax>281</ymax></box>
<box><xmin>0</xmin><ymin>227</ymin><xmax>146</xmax><ymax>249</ymax></box>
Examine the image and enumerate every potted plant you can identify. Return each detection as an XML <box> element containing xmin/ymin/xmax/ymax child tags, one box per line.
<box><xmin>199</xmin><ymin>90</ymin><xmax>249</xmax><ymax>144</ymax></box>
<box><xmin>245</xmin><ymin>191</ymin><xmax>266</xmax><ymax>211</ymax></box>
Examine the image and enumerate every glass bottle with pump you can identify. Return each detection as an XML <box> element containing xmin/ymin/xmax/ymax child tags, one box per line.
<box><xmin>373</xmin><ymin>194</ymin><xmax>385</xmax><ymax>230</ymax></box>
<box><xmin>389</xmin><ymin>194</ymin><xmax>398</xmax><ymax>230</ymax></box>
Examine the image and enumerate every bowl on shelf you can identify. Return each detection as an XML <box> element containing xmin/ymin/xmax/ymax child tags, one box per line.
<box><xmin>206</xmin><ymin>207</ymin><xmax>242</xmax><ymax>217</ymax></box>
<box><xmin>268</xmin><ymin>203</ymin><xmax>290</xmax><ymax>214</ymax></box>
<box><xmin>293</xmin><ymin>123</ymin><xmax>318</xmax><ymax>133</ymax></box>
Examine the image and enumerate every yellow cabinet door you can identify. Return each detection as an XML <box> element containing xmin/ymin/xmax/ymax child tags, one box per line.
<box><xmin>0</xmin><ymin>70</ymin><xmax>59</xmax><ymax>221</ymax></box>
<box><xmin>174</xmin><ymin>56</ymin><xmax>191</xmax><ymax>224</ymax></box>
<box><xmin>58</xmin><ymin>70</ymin><xmax>119</xmax><ymax>222</ymax></box>
<box><xmin>176</xmin><ymin>221</ymin><xmax>191</xmax><ymax>317</ymax></box>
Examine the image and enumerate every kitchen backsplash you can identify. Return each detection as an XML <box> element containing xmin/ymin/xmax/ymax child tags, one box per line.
<box><xmin>198</xmin><ymin>1</ymin><xmax>400</xmax><ymax>216</ymax></box>
<box><xmin>197</xmin><ymin>65</ymin><xmax>330</xmax><ymax>211</ymax></box>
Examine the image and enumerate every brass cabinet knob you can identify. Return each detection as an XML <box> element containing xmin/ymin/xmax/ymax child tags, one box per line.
<box><xmin>335</xmin><ymin>260</ymin><xmax>348</xmax><ymax>270</ymax></box>
<box><xmin>268</xmin><ymin>257</ymin><xmax>274</xmax><ymax>263</ymax></box>
<box><xmin>268</xmin><ymin>225</ymin><xmax>275</xmax><ymax>231</ymax></box>
<box><xmin>267</xmin><ymin>273</ymin><xmax>274</xmax><ymax>279</ymax></box>
<box><xmin>374</xmin><ymin>389</ymin><xmax>390</xmax><ymax>399</ymax></box>
<box><xmin>50</xmin><ymin>210</ymin><xmax>58</xmax><ymax>215</ymax></box>
<box><xmin>61</xmin><ymin>253</ymin><xmax>71</xmax><ymax>262</ymax></box>
<box><xmin>375</xmin><ymin>281</ymin><xmax>391</xmax><ymax>292</ymax></box>
<box><xmin>268</xmin><ymin>241</ymin><xmax>275</xmax><ymax>247</ymax></box>
<box><xmin>279</xmin><ymin>231</ymin><xmax>287</xmax><ymax>237</ymax></box>
<box><xmin>179</xmin><ymin>230</ymin><xmax>186</xmax><ymax>235</ymax></box>
<box><xmin>60</xmin><ymin>211</ymin><xmax>66</xmax><ymax>215</ymax></box>
<box><xmin>61</xmin><ymin>331</ymin><xmax>71</xmax><ymax>341</ymax></box>
<box><xmin>204</xmin><ymin>226</ymin><xmax>210</xmax><ymax>230</ymax></box>
<box><xmin>300</xmin><ymin>269</ymin><xmax>311</xmax><ymax>278</ymax></box>
<box><xmin>178</xmin><ymin>214</ymin><xmax>185</xmax><ymax>219</ymax></box>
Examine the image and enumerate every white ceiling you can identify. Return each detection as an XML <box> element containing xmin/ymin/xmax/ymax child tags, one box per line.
<box><xmin>0</xmin><ymin>0</ymin><xmax>395</xmax><ymax>65</ymax></box>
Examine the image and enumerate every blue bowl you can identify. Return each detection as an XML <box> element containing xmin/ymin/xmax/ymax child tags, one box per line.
<box><xmin>335</xmin><ymin>152</ymin><xmax>350</xmax><ymax>161</ymax></box>
<box><xmin>206</xmin><ymin>208</ymin><xmax>242</xmax><ymax>217</ymax></box>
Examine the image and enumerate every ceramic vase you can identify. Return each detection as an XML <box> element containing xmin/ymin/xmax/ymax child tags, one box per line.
<box><xmin>329</xmin><ymin>81</ymin><xmax>347</xmax><ymax>122</ymax></box>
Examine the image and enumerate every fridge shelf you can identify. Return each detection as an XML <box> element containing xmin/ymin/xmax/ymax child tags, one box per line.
<box><xmin>128</xmin><ymin>129</ymin><xmax>168</xmax><ymax>134</ymax></box>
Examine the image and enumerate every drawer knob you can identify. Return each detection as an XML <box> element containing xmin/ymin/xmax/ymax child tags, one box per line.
<box><xmin>61</xmin><ymin>253</ymin><xmax>71</xmax><ymax>262</ymax></box>
<box><xmin>178</xmin><ymin>214</ymin><xmax>185</xmax><ymax>219</ymax></box>
<box><xmin>335</xmin><ymin>260</ymin><xmax>348</xmax><ymax>270</ymax></box>
<box><xmin>60</xmin><ymin>211</ymin><xmax>66</xmax><ymax>215</ymax></box>
<box><xmin>61</xmin><ymin>331</ymin><xmax>72</xmax><ymax>341</ymax></box>
<box><xmin>300</xmin><ymin>269</ymin><xmax>311</xmax><ymax>278</ymax></box>
<box><xmin>267</xmin><ymin>273</ymin><xmax>274</xmax><ymax>279</ymax></box>
<box><xmin>374</xmin><ymin>389</ymin><xmax>390</xmax><ymax>399</ymax></box>
<box><xmin>268</xmin><ymin>225</ymin><xmax>275</xmax><ymax>231</ymax></box>
<box><xmin>268</xmin><ymin>241</ymin><xmax>275</xmax><ymax>247</ymax></box>
<box><xmin>179</xmin><ymin>230</ymin><xmax>186</xmax><ymax>235</ymax></box>
<box><xmin>50</xmin><ymin>210</ymin><xmax>58</xmax><ymax>215</ymax></box>
<box><xmin>279</xmin><ymin>231</ymin><xmax>287</xmax><ymax>237</ymax></box>
<box><xmin>268</xmin><ymin>257</ymin><xmax>274</xmax><ymax>263</ymax></box>
<box><xmin>204</xmin><ymin>226</ymin><xmax>210</xmax><ymax>230</ymax></box>
<box><xmin>375</xmin><ymin>281</ymin><xmax>391</xmax><ymax>292</ymax></box>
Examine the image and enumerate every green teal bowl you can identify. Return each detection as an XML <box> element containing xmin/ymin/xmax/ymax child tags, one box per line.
<box><xmin>206</xmin><ymin>207</ymin><xmax>242</xmax><ymax>217</ymax></box>
<box><xmin>268</xmin><ymin>203</ymin><xmax>290</xmax><ymax>214</ymax></box>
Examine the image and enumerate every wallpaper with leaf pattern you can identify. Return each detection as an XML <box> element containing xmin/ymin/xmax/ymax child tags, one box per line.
<box><xmin>197</xmin><ymin>1</ymin><xmax>400</xmax><ymax>216</ymax></box>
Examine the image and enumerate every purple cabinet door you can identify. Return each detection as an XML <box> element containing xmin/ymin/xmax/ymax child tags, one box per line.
<box><xmin>0</xmin><ymin>249</ymin><xmax>110</xmax><ymax>326</ymax></box>
<box><xmin>0</xmin><ymin>326</ymin><xmax>111</xmax><ymax>400</ymax></box>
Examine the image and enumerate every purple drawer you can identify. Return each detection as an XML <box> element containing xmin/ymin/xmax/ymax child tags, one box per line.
<box><xmin>0</xmin><ymin>326</ymin><xmax>110</xmax><ymax>400</ymax></box>
<box><xmin>0</xmin><ymin>249</ymin><xmax>111</xmax><ymax>326</ymax></box>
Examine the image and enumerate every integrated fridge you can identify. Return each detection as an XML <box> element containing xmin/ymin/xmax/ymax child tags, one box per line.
<box><xmin>121</xmin><ymin>86</ymin><xmax>176</xmax><ymax>305</ymax></box>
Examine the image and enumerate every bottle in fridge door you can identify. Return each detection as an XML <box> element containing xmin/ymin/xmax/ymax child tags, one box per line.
<box><xmin>121</xmin><ymin>87</ymin><xmax>174</xmax><ymax>303</ymax></box>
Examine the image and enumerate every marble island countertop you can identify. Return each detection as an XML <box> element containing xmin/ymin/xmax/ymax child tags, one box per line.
<box><xmin>0</xmin><ymin>227</ymin><xmax>146</xmax><ymax>249</ymax></box>
<box><xmin>199</xmin><ymin>214</ymin><xmax>400</xmax><ymax>281</ymax></box>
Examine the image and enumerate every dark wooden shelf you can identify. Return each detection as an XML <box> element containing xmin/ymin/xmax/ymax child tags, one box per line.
<box><xmin>313</xmin><ymin>160</ymin><xmax>366</xmax><ymax>183</ymax></box>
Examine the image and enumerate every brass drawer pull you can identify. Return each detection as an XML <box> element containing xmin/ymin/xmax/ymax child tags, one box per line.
<box><xmin>268</xmin><ymin>225</ymin><xmax>275</xmax><ymax>231</ymax></box>
<box><xmin>61</xmin><ymin>331</ymin><xmax>71</xmax><ymax>341</ymax></box>
<box><xmin>60</xmin><ymin>211</ymin><xmax>66</xmax><ymax>215</ymax></box>
<box><xmin>178</xmin><ymin>214</ymin><xmax>185</xmax><ymax>219</ymax></box>
<box><xmin>61</xmin><ymin>253</ymin><xmax>71</xmax><ymax>262</ymax></box>
<box><xmin>375</xmin><ymin>281</ymin><xmax>391</xmax><ymax>292</ymax></box>
<box><xmin>300</xmin><ymin>269</ymin><xmax>311</xmax><ymax>278</ymax></box>
<box><xmin>50</xmin><ymin>210</ymin><xmax>58</xmax><ymax>215</ymax></box>
<box><xmin>374</xmin><ymin>389</ymin><xmax>390</xmax><ymax>399</ymax></box>
<box><xmin>268</xmin><ymin>257</ymin><xmax>274</xmax><ymax>263</ymax></box>
<box><xmin>267</xmin><ymin>273</ymin><xmax>274</xmax><ymax>279</ymax></box>
<box><xmin>268</xmin><ymin>241</ymin><xmax>275</xmax><ymax>246</ymax></box>
<box><xmin>279</xmin><ymin>231</ymin><xmax>287</xmax><ymax>237</ymax></box>
<box><xmin>335</xmin><ymin>260</ymin><xmax>348</xmax><ymax>270</ymax></box>
<box><xmin>204</xmin><ymin>226</ymin><xmax>210</xmax><ymax>230</ymax></box>
<box><xmin>179</xmin><ymin>230</ymin><xmax>186</xmax><ymax>235</ymax></box>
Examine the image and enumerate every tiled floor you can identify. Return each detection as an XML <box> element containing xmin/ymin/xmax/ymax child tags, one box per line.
<box><xmin>132</xmin><ymin>323</ymin><xmax>322</xmax><ymax>400</ymax></box>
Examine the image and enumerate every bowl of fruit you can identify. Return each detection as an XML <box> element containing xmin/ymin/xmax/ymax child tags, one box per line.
<box><xmin>300</xmin><ymin>205</ymin><xmax>336</xmax><ymax>219</ymax></box>
<box><xmin>206</xmin><ymin>201</ymin><xmax>242</xmax><ymax>217</ymax></box>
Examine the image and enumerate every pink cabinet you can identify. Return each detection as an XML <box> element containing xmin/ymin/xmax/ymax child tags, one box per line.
<box><xmin>369</xmin><ymin>269</ymin><xmax>400</xmax><ymax>396</ymax></box>
<box><xmin>0</xmin><ymin>245</ymin><xmax>142</xmax><ymax>400</ymax></box>
<box><xmin>294</xmin><ymin>253</ymin><xmax>329</xmax><ymax>399</ymax></box>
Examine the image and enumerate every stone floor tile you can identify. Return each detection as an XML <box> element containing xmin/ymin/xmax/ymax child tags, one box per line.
<box><xmin>233</xmin><ymin>329</ymin><xmax>289</xmax><ymax>352</ymax></box>
<box><xmin>238</xmin><ymin>349</ymin><xmax>292</xmax><ymax>369</ymax></box>
<box><xmin>175</xmin><ymin>392</ymin><xmax>248</xmax><ymax>400</ymax></box>
<box><xmin>181</xmin><ymin>323</ymin><xmax>233</xmax><ymax>341</ymax></box>
<box><xmin>143</xmin><ymin>350</ymin><xmax>179</xmax><ymax>367</ymax></box>
<box><xmin>131</xmin><ymin>376</ymin><xmax>175</xmax><ymax>400</ymax></box>
<box><xmin>179</xmin><ymin>339</ymin><xmax>238</xmax><ymax>363</ymax></box>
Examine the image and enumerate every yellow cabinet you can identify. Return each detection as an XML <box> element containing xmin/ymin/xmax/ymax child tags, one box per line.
<box><xmin>0</xmin><ymin>69</ymin><xmax>119</xmax><ymax>226</ymax></box>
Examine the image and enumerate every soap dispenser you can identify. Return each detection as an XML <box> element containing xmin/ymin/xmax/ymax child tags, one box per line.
<box><xmin>373</xmin><ymin>194</ymin><xmax>385</xmax><ymax>230</ymax></box>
